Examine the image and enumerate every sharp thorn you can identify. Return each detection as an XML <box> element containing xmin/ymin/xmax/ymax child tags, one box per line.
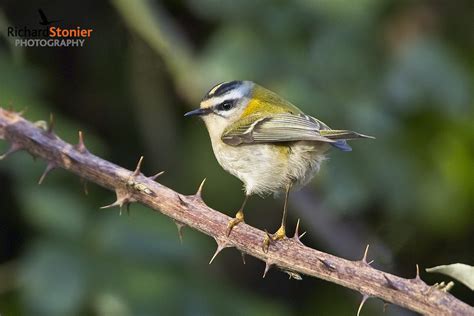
<box><xmin>149</xmin><ymin>171</ymin><xmax>164</xmax><ymax>181</ymax></box>
<box><xmin>0</xmin><ymin>143</ymin><xmax>22</xmax><ymax>160</ymax></box>
<box><xmin>208</xmin><ymin>244</ymin><xmax>224</xmax><ymax>265</ymax></box>
<box><xmin>47</xmin><ymin>113</ymin><xmax>55</xmax><ymax>134</ymax></box>
<box><xmin>17</xmin><ymin>107</ymin><xmax>28</xmax><ymax>116</ymax></box>
<box><xmin>318</xmin><ymin>258</ymin><xmax>337</xmax><ymax>272</ymax></box>
<box><xmin>263</xmin><ymin>261</ymin><xmax>273</xmax><ymax>278</ymax></box>
<box><xmin>100</xmin><ymin>199</ymin><xmax>124</xmax><ymax>210</ymax></box>
<box><xmin>80</xmin><ymin>178</ymin><xmax>89</xmax><ymax>195</ymax></box>
<box><xmin>361</xmin><ymin>244</ymin><xmax>371</xmax><ymax>265</ymax></box>
<box><xmin>174</xmin><ymin>220</ymin><xmax>186</xmax><ymax>243</ymax></box>
<box><xmin>240</xmin><ymin>252</ymin><xmax>246</xmax><ymax>265</ymax></box>
<box><xmin>414</xmin><ymin>264</ymin><xmax>424</xmax><ymax>283</ymax></box>
<box><xmin>195</xmin><ymin>178</ymin><xmax>206</xmax><ymax>198</ymax></box>
<box><xmin>294</xmin><ymin>218</ymin><xmax>301</xmax><ymax>238</ymax></box>
<box><xmin>132</xmin><ymin>156</ymin><xmax>144</xmax><ymax>177</ymax></box>
<box><xmin>100</xmin><ymin>190</ymin><xmax>131</xmax><ymax>213</ymax></box>
<box><xmin>177</xmin><ymin>194</ymin><xmax>188</xmax><ymax>207</ymax></box>
<box><xmin>383</xmin><ymin>302</ymin><xmax>389</xmax><ymax>313</ymax></box>
<box><xmin>292</xmin><ymin>219</ymin><xmax>305</xmax><ymax>244</ymax></box>
<box><xmin>125</xmin><ymin>201</ymin><xmax>131</xmax><ymax>215</ymax></box>
<box><xmin>357</xmin><ymin>294</ymin><xmax>369</xmax><ymax>316</ymax></box>
<box><xmin>38</xmin><ymin>162</ymin><xmax>56</xmax><ymax>185</ymax></box>
<box><xmin>209</xmin><ymin>238</ymin><xmax>229</xmax><ymax>265</ymax></box>
<box><xmin>75</xmin><ymin>131</ymin><xmax>89</xmax><ymax>153</ymax></box>
<box><xmin>384</xmin><ymin>274</ymin><xmax>403</xmax><ymax>291</ymax></box>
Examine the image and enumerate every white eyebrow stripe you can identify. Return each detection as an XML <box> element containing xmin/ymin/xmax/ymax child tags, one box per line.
<box><xmin>208</xmin><ymin>82</ymin><xmax>225</xmax><ymax>96</ymax></box>
<box><xmin>200</xmin><ymin>89</ymin><xmax>244</xmax><ymax>108</ymax></box>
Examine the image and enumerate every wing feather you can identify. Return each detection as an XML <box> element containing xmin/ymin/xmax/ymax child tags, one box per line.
<box><xmin>221</xmin><ymin>113</ymin><xmax>337</xmax><ymax>146</ymax></box>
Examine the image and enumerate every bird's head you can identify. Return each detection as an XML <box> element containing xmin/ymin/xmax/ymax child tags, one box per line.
<box><xmin>184</xmin><ymin>80</ymin><xmax>256</xmax><ymax>137</ymax></box>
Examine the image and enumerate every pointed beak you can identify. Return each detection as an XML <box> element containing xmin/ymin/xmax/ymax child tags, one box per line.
<box><xmin>184</xmin><ymin>108</ymin><xmax>211</xmax><ymax>117</ymax></box>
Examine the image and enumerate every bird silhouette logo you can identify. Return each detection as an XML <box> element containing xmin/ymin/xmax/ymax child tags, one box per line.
<box><xmin>38</xmin><ymin>9</ymin><xmax>61</xmax><ymax>26</ymax></box>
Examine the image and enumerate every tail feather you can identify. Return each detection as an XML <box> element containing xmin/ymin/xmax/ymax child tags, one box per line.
<box><xmin>331</xmin><ymin>140</ymin><xmax>352</xmax><ymax>151</ymax></box>
<box><xmin>320</xmin><ymin>129</ymin><xmax>375</xmax><ymax>140</ymax></box>
<box><xmin>320</xmin><ymin>129</ymin><xmax>374</xmax><ymax>152</ymax></box>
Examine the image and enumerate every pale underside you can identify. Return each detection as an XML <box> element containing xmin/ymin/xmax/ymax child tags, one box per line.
<box><xmin>210</xmin><ymin>138</ymin><xmax>329</xmax><ymax>196</ymax></box>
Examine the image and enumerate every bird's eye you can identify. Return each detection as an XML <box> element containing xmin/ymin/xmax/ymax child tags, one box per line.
<box><xmin>219</xmin><ymin>100</ymin><xmax>234</xmax><ymax>111</ymax></box>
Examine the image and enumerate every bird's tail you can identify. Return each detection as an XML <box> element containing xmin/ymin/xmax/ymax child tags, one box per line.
<box><xmin>319</xmin><ymin>130</ymin><xmax>375</xmax><ymax>152</ymax></box>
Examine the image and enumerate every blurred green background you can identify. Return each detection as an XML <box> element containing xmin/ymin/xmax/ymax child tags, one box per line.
<box><xmin>0</xmin><ymin>1</ymin><xmax>473</xmax><ymax>315</ymax></box>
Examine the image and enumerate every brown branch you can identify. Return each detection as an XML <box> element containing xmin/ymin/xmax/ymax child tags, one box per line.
<box><xmin>0</xmin><ymin>108</ymin><xmax>472</xmax><ymax>316</ymax></box>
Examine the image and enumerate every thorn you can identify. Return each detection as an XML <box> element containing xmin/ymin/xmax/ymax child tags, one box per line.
<box><xmin>414</xmin><ymin>264</ymin><xmax>425</xmax><ymax>284</ymax></box>
<box><xmin>100</xmin><ymin>189</ymin><xmax>133</xmax><ymax>215</ymax></box>
<box><xmin>17</xmin><ymin>107</ymin><xmax>28</xmax><ymax>116</ymax></box>
<box><xmin>263</xmin><ymin>260</ymin><xmax>273</xmax><ymax>278</ymax></box>
<box><xmin>47</xmin><ymin>113</ymin><xmax>55</xmax><ymax>134</ymax></box>
<box><xmin>149</xmin><ymin>171</ymin><xmax>164</xmax><ymax>181</ymax></box>
<box><xmin>383</xmin><ymin>302</ymin><xmax>389</xmax><ymax>313</ymax></box>
<box><xmin>240</xmin><ymin>252</ymin><xmax>246</xmax><ymax>265</ymax></box>
<box><xmin>132</xmin><ymin>156</ymin><xmax>144</xmax><ymax>177</ymax></box>
<box><xmin>357</xmin><ymin>294</ymin><xmax>369</xmax><ymax>316</ymax></box>
<box><xmin>360</xmin><ymin>244</ymin><xmax>373</xmax><ymax>265</ymax></box>
<box><xmin>177</xmin><ymin>194</ymin><xmax>188</xmax><ymax>207</ymax></box>
<box><xmin>318</xmin><ymin>258</ymin><xmax>337</xmax><ymax>272</ymax></box>
<box><xmin>209</xmin><ymin>238</ymin><xmax>230</xmax><ymax>265</ymax></box>
<box><xmin>384</xmin><ymin>274</ymin><xmax>404</xmax><ymax>291</ymax></box>
<box><xmin>174</xmin><ymin>220</ymin><xmax>186</xmax><ymax>243</ymax></box>
<box><xmin>75</xmin><ymin>131</ymin><xmax>89</xmax><ymax>153</ymax></box>
<box><xmin>100</xmin><ymin>198</ymin><xmax>126</xmax><ymax>210</ymax></box>
<box><xmin>80</xmin><ymin>178</ymin><xmax>89</xmax><ymax>195</ymax></box>
<box><xmin>125</xmin><ymin>201</ymin><xmax>131</xmax><ymax>215</ymax></box>
<box><xmin>195</xmin><ymin>178</ymin><xmax>206</xmax><ymax>199</ymax></box>
<box><xmin>38</xmin><ymin>162</ymin><xmax>56</xmax><ymax>185</ymax></box>
<box><xmin>292</xmin><ymin>219</ymin><xmax>306</xmax><ymax>245</ymax></box>
<box><xmin>0</xmin><ymin>143</ymin><xmax>23</xmax><ymax>160</ymax></box>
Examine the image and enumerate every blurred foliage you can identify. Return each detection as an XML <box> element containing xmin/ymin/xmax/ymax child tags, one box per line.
<box><xmin>0</xmin><ymin>0</ymin><xmax>473</xmax><ymax>315</ymax></box>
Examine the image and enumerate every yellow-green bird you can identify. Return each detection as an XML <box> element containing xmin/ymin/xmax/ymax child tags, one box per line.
<box><xmin>185</xmin><ymin>80</ymin><xmax>374</xmax><ymax>251</ymax></box>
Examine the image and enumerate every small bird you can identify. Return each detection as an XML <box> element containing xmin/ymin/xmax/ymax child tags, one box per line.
<box><xmin>185</xmin><ymin>80</ymin><xmax>373</xmax><ymax>251</ymax></box>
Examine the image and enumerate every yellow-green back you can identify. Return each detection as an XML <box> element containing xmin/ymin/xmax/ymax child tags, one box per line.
<box><xmin>240</xmin><ymin>84</ymin><xmax>303</xmax><ymax>119</ymax></box>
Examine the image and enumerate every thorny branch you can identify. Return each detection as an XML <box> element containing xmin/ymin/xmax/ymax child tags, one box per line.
<box><xmin>0</xmin><ymin>108</ymin><xmax>472</xmax><ymax>316</ymax></box>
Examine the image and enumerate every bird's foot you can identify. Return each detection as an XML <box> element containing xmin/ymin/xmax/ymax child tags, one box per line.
<box><xmin>226</xmin><ymin>209</ymin><xmax>244</xmax><ymax>236</ymax></box>
<box><xmin>262</xmin><ymin>225</ymin><xmax>286</xmax><ymax>253</ymax></box>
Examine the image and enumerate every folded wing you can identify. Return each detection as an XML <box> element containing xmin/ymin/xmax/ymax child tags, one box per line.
<box><xmin>221</xmin><ymin>113</ymin><xmax>374</xmax><ymax>149</ymax></box>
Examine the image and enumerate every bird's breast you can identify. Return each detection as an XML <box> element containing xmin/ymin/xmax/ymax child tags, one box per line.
<box><xmin>210</xmin><ymin>138</ymin><xmax>328</xmax><ymax>196</ymax></box>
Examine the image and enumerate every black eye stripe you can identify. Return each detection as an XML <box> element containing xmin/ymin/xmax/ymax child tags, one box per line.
<box><xmin>215</xmin><ymin>99</ymin><xmax>236</xmax><ymax>111</ymax></box>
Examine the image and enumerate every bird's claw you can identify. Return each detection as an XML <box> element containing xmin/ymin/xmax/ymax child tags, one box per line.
<box><xmin>262</xmin><ymin>226</ymin><xmax>286</xmax><ymax>253</ymax></box>
<box><xmin>226</xmin><ymin>209</ymin><xmax>244</xmax><ymax>236</ymax></box>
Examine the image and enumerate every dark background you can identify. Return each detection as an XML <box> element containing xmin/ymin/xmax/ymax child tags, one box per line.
<box><xmin>0</xmin><ymin>1</ymin><xmax>473</xmax><ymax>315</ymax></box>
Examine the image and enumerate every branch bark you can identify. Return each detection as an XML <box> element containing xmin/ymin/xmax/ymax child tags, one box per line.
<box><xmin>0</xmin><ymin>108</ymin><xmax>472</xmax><ymax>316</ymax></box>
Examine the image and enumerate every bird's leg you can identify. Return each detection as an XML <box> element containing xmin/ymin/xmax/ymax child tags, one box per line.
<box><xmin>263</xmin><ymin>184</ymin><xmax>291</xmax><ymax>252</ymax></box>
<box><xmin>226</xmin><ymin>195</ymin><xmax>249</xmax><ymax>236</ymax></box>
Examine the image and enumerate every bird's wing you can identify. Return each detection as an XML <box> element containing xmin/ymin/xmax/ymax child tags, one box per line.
<box><xmin>221</xmin><ymin>113</ymin><xmax>338</xmax><ymax>146</ymax></box>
